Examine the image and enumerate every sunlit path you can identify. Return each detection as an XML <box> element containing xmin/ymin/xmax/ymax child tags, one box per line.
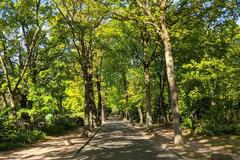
<box><xmin>74</xmin><ymin>121</ymin><xmax>180</xmax><ymax>160</ymax></box>
<box><xmin>0</xmin><ymin>129</ymin><xmax>87</xmax><ymax>160</ymax></box>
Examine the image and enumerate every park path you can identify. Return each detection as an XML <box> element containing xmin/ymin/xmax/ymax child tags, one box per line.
<box><xmin>74</xmin><ymin>121</ymin><xmax>180</xmax><ymax>160</ymax></box>
<box><xmin>0</xmin><ymin>121</ymin><xmax>181</xmax><ymax>160</ymax></box>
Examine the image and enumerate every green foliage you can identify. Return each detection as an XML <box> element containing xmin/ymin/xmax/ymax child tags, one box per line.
<box><xmin>196</xmin><ymin>120</ymin><xmax>240</xmax><ymax>136</ymax></box>
<box><xmin>0</xmin><ymin>108</ymin><xmax>45</xmax><ymax>151</ymax></box>
<box><xmin>0</xmin><ymin>0</ymin><xmax>240</xmax><ymax>151</ymax></box>
<box><xmin>44</xmin><ymin>114</ymin><xmax>80</xmax><ymax>135</ymax></box>
<box><xmin>0</xmin><ymin>129</ymin><xmax>45</xmax><ymax>151</ymax></box>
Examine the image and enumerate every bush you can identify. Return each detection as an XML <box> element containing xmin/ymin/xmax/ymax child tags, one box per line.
<box><xmin>0</xmin><ymin>108</ymin><xmax>46</xmax><ymax>151</ymax></box>
<box><xmin>194</xmin><ymin>120</ymin><xmax>240</xmax><ymax>136</ymax></box>
<box><xmin>44</xmin><ymin>114</ymin><xmax>79</xmax><ymax>135</ymax></box>
<box><xmin>0</xmin><ymin>129</ymin><xmax>45</xmax><ymax>151</ymax></box>
<box><xmin>182</xmin><ymin>117</ymin><xmax>194</xmax><ymax>129</ymax></box>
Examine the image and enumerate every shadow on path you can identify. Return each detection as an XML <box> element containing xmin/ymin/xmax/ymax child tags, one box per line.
<box><xmin>0</xmin><ymin>129</ymin><xmax>87</xmax><ymax>160</ymax></box>
<box><xmin>75</xmin><ymin>121</ymin><xmax>180</xmax><ymax>160</ymax></box>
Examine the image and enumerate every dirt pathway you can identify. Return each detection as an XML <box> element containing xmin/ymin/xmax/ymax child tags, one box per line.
<box><xmin>0</xmin><ymin>128</ymin><xmax>87</xmax><ymax>160</ymax></box>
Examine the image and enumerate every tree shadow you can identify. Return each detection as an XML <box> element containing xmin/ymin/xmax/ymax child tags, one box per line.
<box><xmin>75</xmin><ymin>122</ymin><xmax>180</xmax><ymax>160</ymax></box>
<box><xmin>0</xmin><ymin>129</ymin><xmax>87</xmax><ymax>160</ymax></box>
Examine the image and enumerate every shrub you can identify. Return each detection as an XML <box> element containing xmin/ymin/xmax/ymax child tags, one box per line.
<box><xmin>194</xmin><ymin>119</ymin><xmax>240</xmax><ymax>136</ymax></box>
<box><xmin>44</xmin><ymin>114</ymin><xmax>79</xmax><ymax>135</ymax></box>
<box><xmin>0</xmin><ymin>129</ymin><xmax>45</xmax><ymax>151</ymax></box>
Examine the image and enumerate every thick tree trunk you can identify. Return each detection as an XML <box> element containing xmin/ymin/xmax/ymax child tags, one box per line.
<box><xmin>83</xmin><ymin>69</ymin><xmax>90</xmax><ymax>131</ymax></box>
<box><xmin>144</xmin><ymin>65</ymin><xmax>152</xmax><ymax>128</ymax></box>
<box><xmin>88</xmin><ymin>61</ymin><xmax>97</xmax><ymax>128</ymax></box>
<box><xmin>161</xmin><ymin>29</ymin><xmax>184</xmax><ymax>144</ymax></box>
<box><xmin>157</xmin><ymin>0</ymin><xmax>184</xmax><ymax>145</ymax></box>
<box><xmin>83</xmin><ymin>60</ymin><xmax>98</xmax><ymax>133</ymax></box>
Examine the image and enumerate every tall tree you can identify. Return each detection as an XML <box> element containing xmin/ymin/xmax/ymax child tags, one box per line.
<box><xmin>0</xmin><ymin>0</ymin><xmax>42</xmax><ymax>118</ymax></box>
<box><xmin>54</xmin><ymin>0</ymin><xmax>107</xmax><ymax>134</ymax></box>
<box><xmin>116</xmin><ymin>0</ymin><xmax>184</xmax><ymax>144</ymax></box>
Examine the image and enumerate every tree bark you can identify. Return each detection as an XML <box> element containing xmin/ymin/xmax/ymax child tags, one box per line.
<box><xmin>159</xmin><ymin>73</ymin><xmax>168</xmax><ymax>124</ymax></box>
<box><xmin>1</xmin><ymin>92</ymin><xmax>8</xmax><ymax>107</ymax></box>
<box><xmin>159</xmin><ymin>0</ymin><xmax>184</xmax><ymax>144</ymax></box>
<box><xmin>0</xmin><ymin>56</ymin><xmax>17</xmax><ymax>118</ymax></box>
<box><xmin>103</xmin><ymin>88</ymin><xmax>108</xmax><ymax>121</ymax></box>
<box><xmin>138</xmin><ymin>106</ymin><xmax>144</xmax><ymax>126</ymax></box>
<box><xmin>96</xmin><ymin>73</ymin><xmax>103</xmax><ymax>125</ymax></box>
<box><xmin>10</xmin><ymin>94</ymin><xmax>17</xmax><ymax>118</ymax></box>
<box><xmin>89</xmin><ymin>63</ymin><xmax>97</xmax><ymax>128</ymax></box>
<box><xmin>124</xmin><ymin>109</ymin><xmax>128</xmax><ymax>120</ymax></box>
<box><xmin>122</xmin><ymin>71</ymin><xmax>129</xmax><ymax>121</ymax></box>
<box><xmin>83</xmin><ymin>69</ymin><xmax>90</xmax><ymax>131</ymax></box>
<box><xmin>101</xmin><ymin>83</ymin><xmax>106</xmax><ymax>124</ymax></box>
<box><xmin>144</xmin><ymin>64</ymin><xmax>152</xmax><ymax>128</ymax></box>
<box><xmin>101</xmin><ymin>102</ymin><xmax>105</xmax><ymax>124</ymax></box>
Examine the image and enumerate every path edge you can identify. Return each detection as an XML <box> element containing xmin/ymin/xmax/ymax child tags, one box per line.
<box><xmin>71</xmin><ymin>124</ymin><xmax>104</xmax><ymax>160</ymax></box>
<box><xmin>128</xmin><ymin>122</ymin><xmax>185</xmax><ymax>160</ymax></box>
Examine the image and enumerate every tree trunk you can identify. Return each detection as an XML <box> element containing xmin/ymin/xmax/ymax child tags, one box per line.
<box><xmin>83</xmin><ymin>69</ymin><xmax>90</xmax><ymax>132</ymax></box>
<box><xmin>158</xmin><ymin>4</ymin><xmax>183</xmax><ymax>144</ymax></box>
<box><xmin>1</xmin><ymin>92</ymin><xmax>8</xmax><ymax>107</ymax></box>
<box><xmin>124</xmin><ymin>109</ymin><xmax>128</xmax><ymax>120</ymax></box>
<box><xmin>89</xmin><ymin>62</ymin><xmax>97</xmax><ymax>128</ymax></box>
<box><xmin>96</xmin><ymin>73</ymin><xmax>103</xmax><ymax>125</ymax></box>
<box><xmin>104</xmin><ymin>89</ymin><xmax>108</xmax><ymax>121</ymax></box>
<box><xmin>144</xmin><ymin>64</ymin><xmax>152</xmax><ymax>128</ymax></box>
<box><xmin>138</xmin><ymin>106</ymin><xmax>143</xmax><ymax>126</ymax></box>
<box><xmin>83</xmin><ymin>60</ymin><xmax>98</xmax><ymax>132</ymax></box>
<box><xmin>101</xmin><ymin>103</ymin><xmax>105</xmax><ymax>124</ymax></box>
<box><xmin>57</xmin><ymin>98</ymin><xmax>63</xmax><ymax>113</ymax></box>
<box><xmin>10</xmin><ymin>94</ymin><xmax>17</xmax><ymax>118</ymax></box>
<box><xmin>161</xmin><ymin>27</ymin><xmax>183</xmax><ymax>144</ymax></box>
<box><xmin>101</xmin><ymin>84</ymin><xmax>106</xmax><ymax>124</ymax></box>
<box><xmin>159</xmin><ymin>74</ymin><xmax>168</xmax><ymax>124</ymax></box>
<box><xmin>122</xmin><ymin>71</ymin><xmax>129</xmax><ymax>121</ymax></box>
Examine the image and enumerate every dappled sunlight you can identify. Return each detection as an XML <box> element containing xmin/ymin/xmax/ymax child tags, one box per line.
<box><xmin>152</xmin><ymin>126</ymin><xmax>240</xmax><ymax>159</ymax></box>
<box><xmin>0</xmin><ymin>129</ymin><xmax>87</xmax><ymax>160</ymax></box>
<box><xmin>75</xmin><ymin>121</ymin><xmax>179</xmax><ymax>160</ymax></box>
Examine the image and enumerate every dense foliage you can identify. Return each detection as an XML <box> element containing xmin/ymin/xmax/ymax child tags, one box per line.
<box><xmin>0</xmin><ymin>0</ymin><xmax>239</xmax><ymax>150</ymax></box>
